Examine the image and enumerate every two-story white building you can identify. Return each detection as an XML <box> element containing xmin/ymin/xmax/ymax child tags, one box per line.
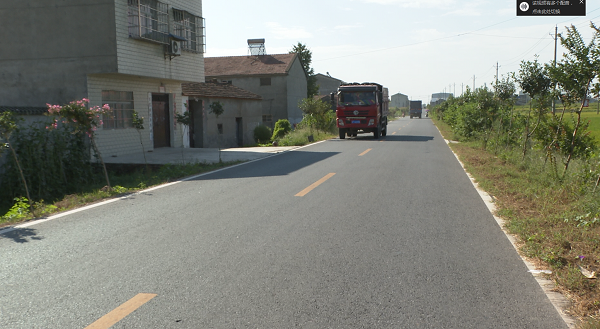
<box><xmin>0</xmin><ymin>0</ymin><xmax>205</xmax><ymax>157</ymax></box>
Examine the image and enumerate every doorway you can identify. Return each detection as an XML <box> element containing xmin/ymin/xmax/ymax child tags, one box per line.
<box><xmin>188</xmin><ymin>100</ymin><xmax>203</xmax><ymax>148</ymax></box>
<box><xmin>152</xmin><ymin>94</ymin><xmax>170</xmax><ymax>148</ymax></box>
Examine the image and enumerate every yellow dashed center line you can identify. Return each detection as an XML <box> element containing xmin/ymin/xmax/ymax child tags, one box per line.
<box><xmin>295</xmin><ymin>173</ymin><xmax>336</xmax><ymax>197</ymax></box>
<box><xmin>391</xmin><ymin>132</ymin><xmax>397</xmax><ymax>135</ymax></box>
<box><xmin>359</xmin><ymin>148</ymin><xmax>372</xmax><ymax>156</ymax></box>
<box><xmin>85</xmin><ymin>293</ymin><xmax>157</xmax><ymax>329</ymax></box>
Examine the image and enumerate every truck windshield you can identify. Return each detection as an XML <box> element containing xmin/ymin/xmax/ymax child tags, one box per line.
<box><xmin>339</xmin><ymin>92</ymin><xmax>376</xmax><ymax>106</ymax></box>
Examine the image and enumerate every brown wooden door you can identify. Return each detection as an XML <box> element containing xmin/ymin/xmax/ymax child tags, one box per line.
<box><xmin>152</xmin><ymin>95</ymin><xmax>170</xmax><ymax>148</ymax></box>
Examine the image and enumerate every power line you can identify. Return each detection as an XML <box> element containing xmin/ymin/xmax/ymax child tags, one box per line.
<box><xmin>316</xmin><ymin>17</ymin><xmax>519</xmax><ymax>62</ymax></box>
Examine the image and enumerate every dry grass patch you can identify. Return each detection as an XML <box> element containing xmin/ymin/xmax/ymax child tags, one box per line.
<box><xmin>434</xmin><ymin>119</ymin><xmax>600</xmax><ymax>326</ymax></box>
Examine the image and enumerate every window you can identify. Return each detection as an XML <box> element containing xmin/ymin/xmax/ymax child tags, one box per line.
<box><xmin>102</xmin><ymin>91</ymin><xmax>134</xmax><ymax>129</ymax></box>
<box><xmin>260</xmin><ymin>77</ymin><xmax>271</xmax><ymax>86</ymax></box>
<box><xmin>338</xmin><ymin>91</ymin><xmax>377</xmax><ymax>106</ymax></box>
<box><xmin>172</xmin><ymin>9</ymin><xmax>205</xmax><ymax>53</ymax></box>
<box><xmin>262</xmin><ymin>115</ymin><xmax>272</xmax><ymax>126</ymax></box>
<box><xmin>128</xmin><ymin>0</ymin><xmax>169</xmax><ymax>44</ymax></box>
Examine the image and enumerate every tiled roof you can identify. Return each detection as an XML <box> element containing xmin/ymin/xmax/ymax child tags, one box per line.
<box><xmin>182</xmin><ymin>81</ymin><xmax>262</xmax><ymax>100</ymax></box>
<box><xmin>0</xmin><ymin>106</ymin><xmax>47</xmax><ymax>115</ymax></box>
<box><xmin>204</xmin><ymin>53</ymin><xmax>299</xmax><ymax>77</ymax></box>
<box><xmin>315</xmin><ymin>73</ymin><xmax>343</xmax><ymax>83</ymax></box>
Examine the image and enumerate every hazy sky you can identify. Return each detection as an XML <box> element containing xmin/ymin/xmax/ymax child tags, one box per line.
<box><xmin>203</xmin><ymin>1</ymin><xmax>600</xmax><ymax>103</ymax></box>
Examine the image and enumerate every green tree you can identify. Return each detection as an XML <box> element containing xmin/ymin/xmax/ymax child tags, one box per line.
<box><xmin>290</xmin><ymin>42</ymin><xmax>319</xmax><ymax>98</ymax></box>
<box><xmin>548</xmin><ymin>23</ymin><xmax>600</xmax><ymax>174</ymax></box>
<box><xmin>0</xmin><ymin>111</ymin><xmax>34</xmax><ymax>214</ymax></box>
<box><xmin>298</xmin><ymin>98</ymin><xmax>334</xmax><ymax>133</ymax></box>
<box><xmin>131</xmin><ymin>110</ymin><xmax>148</xmax><ymax>166</ymax></box>
<box><xmin>208</xmin><ymin>101</ymin><xmax>225</xmax><ymax>162</ymax></box>
<box><xmin>515</xmin><ymin>56</ymin><xmax>553</xmax><ymax>158</ymax></box>
<box><xmin>175</xmin><ymin>103</ymin><xmax>192</xmax><ymax>164</ymax></box>
<box><xmin>47</xmin><ymin>99</ymin><xmax>113</xmax><ymax>190</ymax></box>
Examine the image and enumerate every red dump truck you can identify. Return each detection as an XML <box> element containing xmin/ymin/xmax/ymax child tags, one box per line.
<box><xmin>335</xmin><ymin>82</ymin><xmax>389</xmax><ymax>139</ymax></box>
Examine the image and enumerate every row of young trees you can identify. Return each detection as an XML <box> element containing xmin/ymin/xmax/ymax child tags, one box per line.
<box><xmin>434</xmin><ymin>23</ymin><xmax>600</xmax><ymax>182</ymax></box>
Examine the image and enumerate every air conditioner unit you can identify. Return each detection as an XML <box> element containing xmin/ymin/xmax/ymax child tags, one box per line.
<box><xmin>168</xmin><ymin>40</ymin><xmax>181</xmax><ymax>56</ymax></box>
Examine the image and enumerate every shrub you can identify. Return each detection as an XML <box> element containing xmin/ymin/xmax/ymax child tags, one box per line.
<box><xmin>0</xmin><ymin>121</ymin><xmax>92</xmax><ymax>207</ymax></box>
<box><xmin>253</xmin><ymin>124</ymin><xmax>272</xmax><ymax>144</ymax></box>
<box><xmin>271</xmin><ymin>119</ymin><xmax>292</xmax><ymax>140</ymax></box>
<box><xmin>277</xmin><ymin>126</ymin><xmax>334</xmax><ymax>146</ymax></box>
<box><xmin>298</xmin><ymin>98</ymin><xmax>335</xmax><ymax>133</ymax></box>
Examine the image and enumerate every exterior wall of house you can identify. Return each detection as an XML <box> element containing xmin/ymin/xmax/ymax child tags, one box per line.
<box><xmin>87</xmin><ymin>74</ymin><xmax>186</xmax><ymax>157</ymax></box>
<box><xmin>315</xmin><ymin>75</ymin><xmax>342</xmax><ymax>96</ymax></box>
<box><xmin>201</xmin><ymin>98</ymin><xmax>262</xmax><ymax>148</ymax></box>
<box><xmin>391</xmin><ymin>93</ymin><xmax>409</xmax><ymax>108</ymax></box>
<box><xmin>114</xmin><ymin>0</ymin><xmax>204</xmax><ymax>83</ymax></box>
<box><xmin>224</xmin><ymin>76</ymin><xmax>287</xmax><ymax>128</ymax></box>
<box><xmin>0</xmin><ymin>0</ymin><xmax>118</xmax><ymax>106</ymax></box>
<box><xmin>285</xmin><ymin>59</ymin><xmax>308</xmax><ymax>125</ymax></box>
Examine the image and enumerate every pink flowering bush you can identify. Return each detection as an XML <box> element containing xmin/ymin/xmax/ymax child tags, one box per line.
<box><xmin>46</xmin><ymin>98</ymin><xmax>113</xmax><ymax>190</ymax></box>
<box><xmin>46</xmin><ymin>98</ymin><xmax>111</xmax><ymax>137</ymax></box>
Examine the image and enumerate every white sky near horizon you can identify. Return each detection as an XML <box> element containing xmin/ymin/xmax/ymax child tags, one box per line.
<box><xmin>203</xmin><ymin>1</ymin><xmax>600</xmax><ymax>104</ymax></box>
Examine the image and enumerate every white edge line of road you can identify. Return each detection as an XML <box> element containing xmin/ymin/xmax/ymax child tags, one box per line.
<box><xmin>442</xmin><ymin>138</ymin><xmax>576</xmax><ymax>328</ymax></box>
<box><xmin>0</xmin><ymin>141</ymin><xmax>326</xmax><ymax>236</ymax></box>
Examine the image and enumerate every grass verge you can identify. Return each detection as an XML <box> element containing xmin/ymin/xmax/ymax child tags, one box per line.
<box><xmin>431</xmin><ymin>116</ymin><xmax>600</xmax><ymax>328</ymax></box>
<box><xmin>274</xmin><ymin>126</ymin><xmax>336</xmax><ymax>146</ymax></box>
<box><xmin>0</xmin><ymin>161</ymin><xmax>243</xmax><ymax>229</ymax></box>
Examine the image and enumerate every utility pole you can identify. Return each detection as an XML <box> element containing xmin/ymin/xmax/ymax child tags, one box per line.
<box><xmin>453</xmin><ymin>83</ymin><xmax>455</xmax><ymax>97</ymax></box>
<box><xmin>495</xmin><ymin>62</ymin><xmax>500</xmax><ymax>86</ymax></box>
<box><xmin>551</xmin><ymin>25</ymin><xmax>558</xmax><ymax>114</ymax></box>
<box><xmin>473</xmin><ymin>75</ymin><xmax>476</xmax><ymax>91</ymax></box>
<box><xmin>462</xmin><ymin>83</ymin><xmax>464</xmax><ymax>96</ymax></box>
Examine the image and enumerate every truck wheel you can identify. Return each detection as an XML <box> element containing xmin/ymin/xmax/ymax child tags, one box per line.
<box><xmin>382</xmin><ymin>125</ymin><xmax>387</xmax><ymax>137</ymax></box>
<box><xmin>339</xmin><ymin>128</ymin><xmax>346</xmax><ymax>139</ymax></box>
<box><xmin>373</xmin><ymin>125</ymin><xmax>380</xmax><ymax>139</ymax></box>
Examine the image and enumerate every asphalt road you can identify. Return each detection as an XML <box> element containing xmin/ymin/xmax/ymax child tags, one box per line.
<box><xmin>0</xmin><ymin>117</ymin><xmax>568</xmax><ymax>328</ymax></box>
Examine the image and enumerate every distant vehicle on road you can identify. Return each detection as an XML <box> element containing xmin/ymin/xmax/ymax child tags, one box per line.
<box><xmin>410</xmin><ymin>100</ymin><xmax>422</xmax><ymax>119</ymax></box>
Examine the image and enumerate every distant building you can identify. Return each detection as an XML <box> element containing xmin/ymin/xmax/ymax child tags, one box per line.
<box><xmin>315</xmin><ymin>73</ymin><xmax>343</xmax><ymax>96</ymax></box>
<box><xmin>516</xmin><ymin>91</ymin><xmax>531</xmax><ymax>105</ymax></box>
<box><xmin>390</xmin><ymin>93</ymin><xmax>409</xmax><ymax>108</ymax></box>
<box><xmin>431</xmin><ymin>93</ymin><xmax>453</xmax><ymax>104</ymax></box>
<box><xmin>204</xmin><ymin>53</ymin><xmax>307</xmax><ymax>128</ymax></box>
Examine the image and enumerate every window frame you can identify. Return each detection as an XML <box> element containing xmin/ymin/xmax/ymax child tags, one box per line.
<box><xmin>260</xmin><ymin>77</ymin><xmax>272</xmax><ymax>86</ymax></box>
<box><xmin>172</xmin><ymin>9</ymin><xmax>205</xmax><ymax>53</ymax></box>
<box><xmin>128</xmin><ymin>0</ymin><xmax>170</xmax><ymax>44</ymax></box>
<box><xmin>102</xmin><ymin>90</ymin><xmax>135</xmax><ymax>129</ymax></box>
<box><xmin>262</xmin><ymin>114</ymin><xmax>273</xmax><ymax>127</ymax></box>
